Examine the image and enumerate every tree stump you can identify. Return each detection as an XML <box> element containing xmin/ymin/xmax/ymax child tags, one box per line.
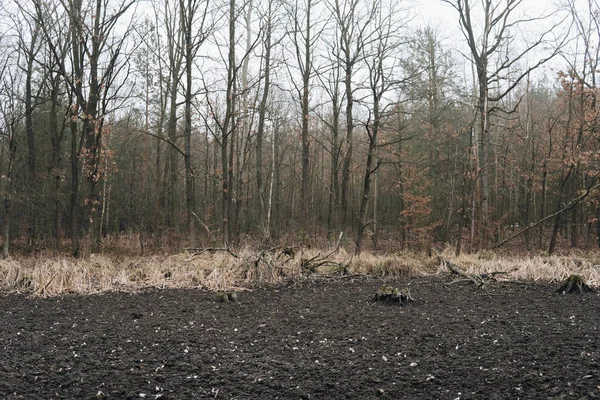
<box><xmin>216</xmin><ymin>291</ymin><xmax>238</xmax><ymax>302</ymax></box>
<box><xmin>556</xmin><ymin>275</ymin><xmax>596</xmax><ymax>294</ymax></box>
<box><xmin>372</xmin><ymin>285</ymin><xmax>414</xmax><ymax>305</ymax></box>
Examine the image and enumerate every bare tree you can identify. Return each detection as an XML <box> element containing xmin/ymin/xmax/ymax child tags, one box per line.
<box><xmin>443</xmin><ymin>0</ymin><xmax>565</xmax><ymax>246</ymax></box>
<box><xmin>286</xmin><ymin>0</ymin><xmax>323</xmax><ymax>229</ymax></box>
<box><xmin>355</xmin><ymin>0</ymin><xmax>403</xmax><ymax>254</ymax></box>
<box><xmin>34</xmin><ymin>0</ymin><xmax>136</xmax><ymax>255</ymax></box>
<box><xmin>0</xmin><ymin>58</ymin><xmax>18</xmax><ymax>258</ymax></box>
<box><xmin>315</xmin><ymin>39</ymin><xmax>344</xmax><ymax>242</ymax></box>
<box><xmin>255</xmin><ymin>0</ymin><xmax>280</xmax><ymax>235</ymax></box>
<box><xmin>545</xmin><ymin>0</ymin><xmax>600</xmax><ymax>253</ymax></box>
<box><xmin>203</xmin><ymin>0</ymin><xmax>239</xmax><ymax>245</ymax></box>
<box><xmin>328</xmin><ymin>0</ymin><xmax>375</xmax><ymax>232</ymax></box>
<box><xmin>180</xmin><ymin>0</ymin><xmax>213</xmax><ymax>245</ymax></box>
<box><xmin>6</xmin><ymin>2</ymin><xmax>43</xmax><ymax>251</ymax></box>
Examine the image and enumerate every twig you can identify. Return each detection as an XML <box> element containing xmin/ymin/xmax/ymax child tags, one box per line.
<box><xmin>191</xmin><ymin>211</ymin><xmax>217</xmax><ymax>243</ymax></box>
<box><xmin>334</xmin><ymin>231</ymin><xmax>344</xmax><ymax>252</ymax></box>
<box><xmin>445</xmin><ymin>278</ymin><xmax>477</xmax><ymax>286</ymax></box>
<box><xmin>319</xmin><ymin>274</ymin><xmax>362</xmax><ymax>279</ymax></box>
<box><xmin>38</xmin><ymin>272</ymin><xmax>57</xmax><ymax>296</ymax></box>
<box><xmin>483</xmin><ymin>271</ymin><xmax>509</xmax><ymax>278</ymax></box>
<box><xmin>187</xmin><ymin>247</ymin><xmax>239</xmax><ymax>259</ymax></box>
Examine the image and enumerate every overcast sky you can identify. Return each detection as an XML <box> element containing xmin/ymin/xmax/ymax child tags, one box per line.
<box><xmin>415</xmin><ymin>0</ymin><xmax>560</xmax><ymax>29</ymax></box>
<box><xmin>414</xmin><ymin>0</ymin><xmax>571</xmax><ymax>83</ymax></box>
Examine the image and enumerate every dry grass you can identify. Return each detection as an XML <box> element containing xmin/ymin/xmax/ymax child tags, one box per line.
<box><xmin>350</xmin><ymin>251</ymin><xmax>430</xmax><ymax>277</ymax></box>
<box><xmin>1</xmin><ymin>246</ymin><xmax>599</xmax><ymax>297</ymax></box>
<box><xmin>436</xmin><ymin>247</ymin><xmax>600</xmax><ymax>287</ymax></box>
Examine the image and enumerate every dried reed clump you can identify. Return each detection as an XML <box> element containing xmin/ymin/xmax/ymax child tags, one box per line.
<box><xmin>1</xmin><ymin>247</ymin><xmax>599</xmax><ymax>297</ymax></box>
<box><xmin>0</xmin><ymin>247</ymin><xmax>418</xmax><ymax>296</ymax></box>
<box><xmin>436</xmin><ymin>251</ymin><xmax>600</xmax><ymax>287</ymax></box>
<box><xmin>351</xmin><ymin>252</ymin><xmax>423</xmax><ymax>277</ymax></box>
<box><xmin>0</xmin><ymin>258</ymin><xmax>33</xmax><ymax>290</ymax></box>
<box><xmin>0</xmin><ymin>248</ymin><xmax>302</xmax><ymax>296</ymax></box>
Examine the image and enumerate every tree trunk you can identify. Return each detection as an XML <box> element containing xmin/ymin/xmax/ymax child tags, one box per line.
<box><xmin>221</xmin><ymin>0</ymin><xmax>237</xmax><ymax>245</ymax></box>
<box><xmin>256</xmin><ymin>0</ymin><xmax>272</xmax><ymax>233</ymax></box>
<box><xmin>2</xmin><ymin>119</ymin><xmax>16</xmax><ymax>259</ymax></box>
<box><xmin>356</xmin><ymin>116</ymin><xmax>379</xmax><ymax>255</ymax></box>
<box><xmin>548</xmin><ymin>211</ymin><xmax>561</xmax><ymax>255</ymax></box>
<box><xmin>69</xmin><ymin>108</ymin><xmax>81</xmax><ymax>257</ymax></box>
<box><xmin>300</xmin><ymin>0</ymin><xmax>312</xmax><ymax>228</ymax></box>
<box><xmin>266</xmin><ymin>114</ymin><xmax>276</xmax><ymax>238</ymax></box>
<box><xmin>154</xmin><ymin>61</ymin><xmax>167</xmax><ymax>247</ymax></box>
<box><xmin>182</xmin><ymin>0</ymin><xmax>197</xmax><ymax>246</ymax></box>
<box><xmin>25</xmin><ymin>24</ymin><xmax>40</xmax><ymax>252</ymax></box>
<box><xmin>48</xmin><ymin>71</ymin><xmax>65</xmax><ymax>248</ymax></box>
<box><xmin>167</xmin><ymin>84</ymin><xmax>179</xmax><ymax>229</ymax></box>
<box><xmin>326</xmin><ymin>93</ymin><xmax>340</xmax><ymax>242</ymax></box>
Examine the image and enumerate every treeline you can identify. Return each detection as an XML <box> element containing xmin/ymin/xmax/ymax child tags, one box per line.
<box><xmin>0</xmin><ymin>0</ymin><xmax>598</xmax><ymax>257</ymax></box>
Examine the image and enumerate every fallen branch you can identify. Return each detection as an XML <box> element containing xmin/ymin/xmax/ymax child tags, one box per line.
<box><xmin>445</xmin><ymin>278</ymin><xmax>477</xmax><ymax>286</ymax></box>
<box><xmin>443</xmin><ymin>260</ymin><xmax>512</xmax><ymax>287</ymax></box>
<box><xmin>301</xmin><ymin>245</ymin><xmax>353</xmax><ymax>275</ymax></box>
<box><xmin>443</xmin><ymin>260</ymin><xmax>484</xmax><ymax>287</ymax></box>
<box><xmin>186</xmin><ymin>247</ymin><xmax>239</xmax><ymax>259</ymax></box>
<box><xmin>191</xmin><ymin>211</ymin><xmax>217</xmax><ymax>243</ymax></box>
<box><xmin>491</xmin><ymin>181</ymin><xmax>600</xmax><ymax>249</ymax></box>
<box><xmin>481</xmin><ymin>271</ymin><xmax>509</xmax><ymax>279</ymax></box>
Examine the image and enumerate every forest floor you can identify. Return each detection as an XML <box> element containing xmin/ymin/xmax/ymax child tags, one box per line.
<box><xmin>1</xmin><ymin>275</ymin><xmax>599</xmax><ymax>400</ymax></box>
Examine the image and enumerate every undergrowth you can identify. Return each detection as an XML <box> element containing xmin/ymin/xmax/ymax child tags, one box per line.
<box><xmin>0</xmin><ymin>246</ymin><xmax>598</xmax><ymax>296</ymax></box>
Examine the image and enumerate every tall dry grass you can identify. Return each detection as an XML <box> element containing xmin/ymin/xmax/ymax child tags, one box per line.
<box><xmin>436</xmin><ymin>247</ymin><xmax>600</xmax><ymax>286</ymax></box>
<box><xmin>0</xmin><ymin>246</ymin><xmax>598</xmax><ymax>296</ymax></box>
<box><xmin>0</xmin><ymin>247</ymin><xmax>424</xmax><ymax>297</ymax></box>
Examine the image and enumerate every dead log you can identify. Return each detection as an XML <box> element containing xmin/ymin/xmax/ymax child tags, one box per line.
<box><xmin>443</xmin><ymin>260</ymin><xmax>484</xmax><ymax>287</ymax></box>
<box><xmin>300</xmin><ymin>246</ymin><xmax>352</xmax><ymax>275</ymax></box>
<box><xmin>442</xmin><ymin>260</ymin><xmax>510</xmax><ymax>288</ymax></box>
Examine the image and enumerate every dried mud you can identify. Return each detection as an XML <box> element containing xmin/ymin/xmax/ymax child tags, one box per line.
<box><xmin>1</xmin><ymin>276</ymin><xmax>599</xmax><ymax>399</ymax></box>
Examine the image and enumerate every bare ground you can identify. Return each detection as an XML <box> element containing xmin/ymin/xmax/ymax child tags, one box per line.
<box><xmin>1</xmin><ymin>276</ymin><xmax>599</xmax><ymax>399</ymax></box>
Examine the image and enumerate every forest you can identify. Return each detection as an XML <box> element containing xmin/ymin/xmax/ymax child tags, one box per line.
<box><xmin>0</xmin><ymin>0</ymin><xmax>598</xmax><ymax>258</ymax></box>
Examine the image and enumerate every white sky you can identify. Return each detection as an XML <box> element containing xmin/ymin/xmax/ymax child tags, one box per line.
<box><xmin>413</xmin><ymin>0</ymin><xmax>572</xmax><ymax>84</ymax></box>
<box><xmin>415</xmin><ymin>0</ymin><xmax>560</xmax><ymax>30</ymax></box>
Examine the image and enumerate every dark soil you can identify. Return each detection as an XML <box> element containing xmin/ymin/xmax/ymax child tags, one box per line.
<box><xmin>1</xmin><ymin>276</ymin><xmax>599</xmax><ymax>399</ymax></box>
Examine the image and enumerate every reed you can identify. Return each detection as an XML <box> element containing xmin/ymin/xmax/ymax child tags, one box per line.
<box><xmin>0</xmin><ymin>247</ymin><xmax>598</xmax><ymax>296</ymax></box>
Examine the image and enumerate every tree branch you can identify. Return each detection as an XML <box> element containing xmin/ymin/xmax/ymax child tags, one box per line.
<box><xmin>491</xmin><ymin>180</ymin><xmax>600</xmax><ymax>249</ymax></box>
